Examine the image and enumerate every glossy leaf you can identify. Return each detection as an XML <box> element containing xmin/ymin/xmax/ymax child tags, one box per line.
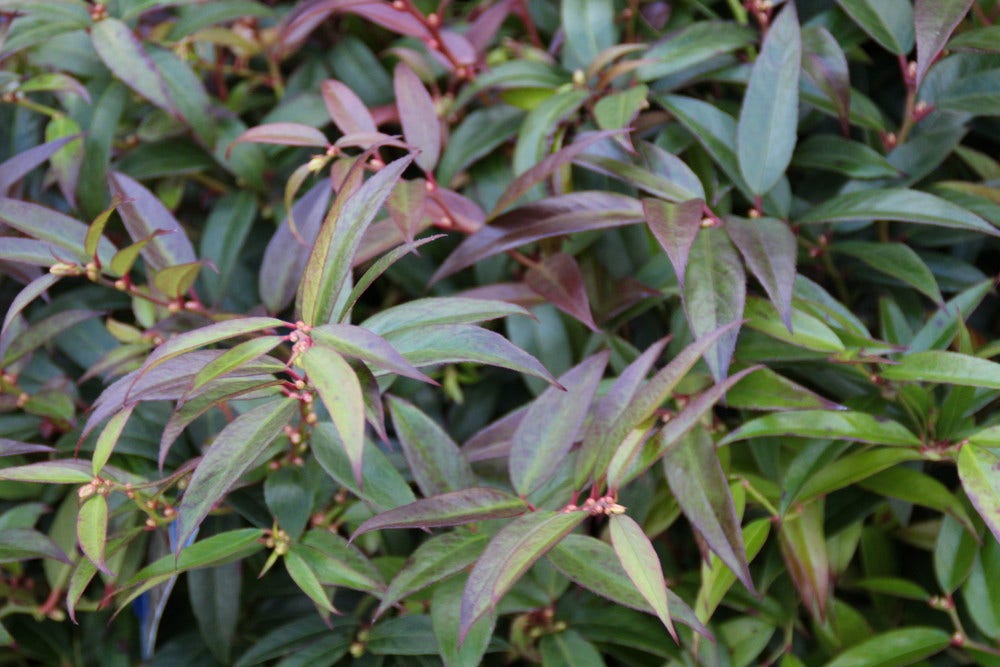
<box><xmin>353</xmin><ymin>488</ymin><xmax>528</xmax><ymax>537</ymax></box>
<box><xmin>300</xmin><ymin>344</ymin><xmax>365</xmax><ymax>484</ymax></box>
<box><xmin>836</xmin><ymin>0</ymin><xmax>914</xmax><ymax>55</ymax></box>
<box><xmin>958</xmin><ymin>445</ymin><xmax>1000</xmax><ymax>545</ymax></box>
<box><xmin>881</xmin><ymin>350</ymin><xmax>1000</xmax><ymax>389</ymax></box>
<box><xmin>720</xmin><ymin>411</ymin><xmax>921</xmax><ymax>447</ymax></box>
<box><xmin>362</xmin><ymin>297</ymin><xmax>529</xmax><ymax>336</ymax></box>
<box><xmin>725</xmin><ymin>216</ymin><xmax>797</xmax><ymax>329</ymax></box>
<box><xmin>798</xmin><ymin>448</ymin><xmax>923</xmax><ymax>500</ymax></box>
<box><xmin>387</xmin><ymin>396</ymin><xmax>475</xmax><ymax>497</ymax></box>
<box><xmin>637</xmin><ymin>21</ymin><xmax>755</xmax><ymax>82</ymax></box>
<box><xmin>189</xmin><ymin>336</ymin><xmax>284</xmax><ymax>394</ymax></box>
<box><xmin>321</xmin><ymin>79</ymin><xmax>377</xmax><ymax>135</ymax></box>
<box><xmin>175</xmin><ymin>398</ymin><xmax>297</xmax><ymax>551</ymax></box>
<box><xmin>510</xmin><ymin>351</ymin><xmax>608</xmax><ymax>496</ymax></box>
<box><xmin>437</xmin><ymin>106</ymin><xmax>523</xmax><ymax>187</ymax></box>
<box><xmin>609</xmin><ymin>514</ymin><xmax>676</xmax><ymax>639</ymax></box>
<box><xmin>561</xmin><ymin>0</ymin><xmax>616</xmax><ymax>68</ymax></box>
<box><xmin>284</xmin><ymin>549</ymin><xmax>336</xmax><ymax>613</ymax></box>
<box><xmin>792</xmin><ymin>135</ymin><xmax>899</xmax><ymax>179</ymax></box>
<box><xmin>821</xmin><ymin>627</ymin><xmax>950</xmax><ymax>667</ymax></box>
<box><xmin>915</xmin><ymin>0</ymin><xmax>973</xmax><ymax>88</ymax></box>
<box><xmin>737</xmin><ymin>2</ymin><xmax>800</xmax><ymax>196</ymax></box>
<box><xmin>460</xmin><ymin>511</ymin><xmax>584</xmax><ymax>641</ymax></box>
<box><xmin>394</xmin><ymin>63</ymin><xmax>439</xmax><ymax>172</ymax></box>
<box><xmin>643</xmin><ymin>198</ymin><xmax>703</xmax><ymax>289</ymax></box>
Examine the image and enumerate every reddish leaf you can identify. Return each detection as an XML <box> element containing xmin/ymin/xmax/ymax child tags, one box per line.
<box><xmin>779</xmin><ymin>501</ymin><xmax>830</xmax><ymax>620</ymax></box>
<box><xmin>525</xmin><ymin>253</ymin><xmax>599</xmax><ymax>331</ymax></box>
<box><xmin>0</xmin><ymin>135</ymin><xmax>79</xmax><ymax>196</ymax></box>
<box><xmin>109</xmin><ymin>172</ymin><xmax>197</xmax><ymax>273</ymax></box>
<box><xmin>394</xmin><ymin>63</ymin><xmax>440</xmax><ymax>172</ymax></box>
<box><xmin>321</xmin><ymin>79</ymin><xmax>378</xmax><ymax>135</ymax></box>
<box><xmin>311</xmin><ymin>324</ymin><xmax>433</xmax><ymax>383</ymax></box>
<box><xmin>465</xmin><ymin>0</ymin><xmax>512</xmax><ymax>52</ymax></box>
<box><xmin>385</xmin><ymin>178</ymin><xmax>427</xmax><ymax>244</ymax></box>
<box><xmin>915</xmin><ymin>0</ymin><xmax>973</xmax><ymax>89</ymax></box>
<box><xmin>432</xmin><ymin>192</ymin><xmax>644</xmax><ymax>283</ymax></box>
<box><xmin>724</xmin><ymin>216</ymin><xmax>797</xmax><ymax>330</ymax></box>
<box><xmin>643</xmin><ymin>198</ymin><xmax>703</xmax><ymax>289</ymax></box>
<box><xmin>230</xmin><ymin>122</ymin><xmax>329</xmax><ymax>150</ymax></box>
<box><xmin>0</xmin><ymin>198</ymin><xmax>114</xmax><ymax>266</ymax></box>
<box><xmin>353</xmin><ymin>488</ymin><xmax>529</xmax><ymax>537</ymax></box>
<box><xmin>91</xmin><ymin>18</ymin><xmax>174</xmax><ymax>113</ymax></box>
<box><xmin>802</xmin><ymin>27</ymin><xmax>851</xmax><ymax>127</ymax></box>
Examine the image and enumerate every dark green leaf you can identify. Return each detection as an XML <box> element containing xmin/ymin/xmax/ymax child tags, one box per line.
<box><xmin>836</xmin><ymin>0</ymin><xmax>914</xmax><ymax>55</ymax></box>
<box><xmin>387</xmin><ymin>396</ymin><xmax>475</xmax><ymax>497</ymax></box>
<box><xmin>821</xmin><ymin>627</ymin><xmax>950</xmax><ymax>667</ymax></box>
<box><xmin>915</xmin><ymin>0</ymin><xmax>974</xmax><ymax>87</ymax></box>
<box><xmin>91</xmin><ymin>17</ymin><xmax>174</xmax><ymax>111</ymax></box>
<box><xmin>792</xmin><ymin>135</ymin><xmax>899</xmax><ymax>179</ymax></box>
<box><xmin>720</xmin><ymin>411</ymin><xmax>921</xmax><ymax>447</ymax></box>
<box><xmin>959</xmin><ymin>445</ymin><xmax>1000</xmax><ymax>545</ymax></box>
<box><xmin>540</xmin><ymin>630</ymin><xmax>605</xmax><ymax>667</ymax></box>
<box><xmin>882</xmin><ymin>350</ymin><xmax>1000</xmax><ymax>389</ymax></box>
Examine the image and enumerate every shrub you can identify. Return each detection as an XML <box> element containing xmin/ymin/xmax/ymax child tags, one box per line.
<box><xmin>1</xmin><ymin>0</ymin><xmax>999</xmax><ymax>664</ymax></box>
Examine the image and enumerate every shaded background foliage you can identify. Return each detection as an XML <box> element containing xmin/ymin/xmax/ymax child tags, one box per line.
<box><xmin>1</xmin><ymin>0</ymin><xmax>1000</xmax><ymax>665</ymax></box>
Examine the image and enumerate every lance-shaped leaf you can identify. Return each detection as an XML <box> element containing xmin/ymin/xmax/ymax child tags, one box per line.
<box><xmin>299</xmin><ymin>531</ymin><xmax>384</xmax><ymax>592</ymax></box>
<box><xmin>798</xmin><ymin>448</ymin><xmax>922</xmax><ymax>500</ymax></box>
<box><xmin>0</xmin><ymin>136</ymin><xmax>79</xmax><ymax>196</ymax></box>
<box><xmin>175</xmin><ymin>398</ymin><xmax>297</xmax><ymax>551</ymax></box>
<box><xmin>437</xmin><ymin>106</ymin><xmax>524</xmax><ymax>188</ymax></box>
<box><xmin>881</xmin><ymin>350</ymin><xmax>1000</xmax><ymax>389</ymax></box>
<box><xmin>353</xmin><ymin>488</ymin><xmax>528</xmax><ymax>537</ymax></box>
<box><xmin>460</xmin><ymin>511</ymin><xmax>585</xmax><ymax>641</ymax></box>
<box><xmin>779</xmin><ymin>500</ymin><xmax>829</xmax><ymax>620</ymax></box>
<box><xmin>312</xmin><ymin>425</ymin><xmax>415</xmax><ymax>513</ymax></box>
<box><xmin>362</xmin><ymin>297</ymin><xmax>529</xmax><ymax>336</ymax></box>
<box><xmin>91</xmin><ymin>403</ymin><xmax>134</xmax><ymax>475</ymax></box>
<box><xmin>376</xmin><ymin>531</ymin><xmax>487</xmax><ymax>619</ymax></box>
<box><xmin>513</xmin><ymin>89</ymin><xmax>589</xmax><ymax>178</ymax></box>
<box><xmin>189</xmin><ymin>336</ymin><xmax>285</xmax><ymax>394</ymax></box>
<box><xmin>394</xmin><ymin>63</ymin><xmax>440</xmax><ymax>173</ymax></box>
<box><xmin>387</xmin><ymin>397</ymin><xmax>475</xmax><ymax>497</ymax></box>
<box><xmin>738</xmin><ymin>1</ymin><xmax>800</xmax><ymax>196</ymax></box>
<box><xmin>836</xmin><ymin>0</ymin><xmax>914</xmax><ymax>55</ymax></box>
<box><xmin>285</xmin><ymin>549</ymin><xmax>336</xmax><ymax>613</ymax></box>
<box><xmin>725</xmin><ymin>216</ymin><xmax>797</xmax><ymax>330</ymax></box>
<box><xmin>321</xmin><ymin>79</ymin><xmax>377</xmax><ymax>135</ymax></box>
<box><xmin>1</xmin><ymin>273</ymin><xmax>59</xmax><ymax>340</ymax></box>
<box><xmin>561</xmin><ymin>0</ymin><xmax>616</xmax><ymax>68</ymax></box>
<box><xmin>664</xmin><ymin>428</ymin><xmax>752</xmax><ymax>593</ymax></box>
<box><xmin>91</xmin><ymin>18</ymin><xmax>174</xmax><ymax>112</ymax></box>
<box><xmin>385</xmin><ymin>178</ymin><xmax>426</xmax><ymax>244</ymax></box>
<box><xmin>823</xmin><ymin>627</ymin><xmax>951</xmax><ymax>667</ymax></box>
<box><xmin>311</xmin><ymin>325</ymin><xmax>432</xmax><ymax>383</ymax></box>
<box><xmin>110</xmin><ymin>171</ymin><xmax>197</xmax><ymax>272</ymax></box>
<box><xmin>385</xmin><ymin>324</ymin><xmax>558</xmax><ymax>386</ymax></box>
<box><xmin>2</xmin><ymin>309</ymin><xmax>101</xmax><ymax>367</ymax></box>
<box><xmin>683</xmin><ymin>227</ymin><xmax>746</xmax><ymax>382</ymax></box>
<box><xmin>720</xmin><ymin>410</ymin><xmax>921</xmax><ymax>447</ymax></box>
<box><xmin>609</xmin><ymin>514</ymin><xmax>676</xmax><ymax>640</ymax></box>
<box><xmin>793</xmin><ymin>135</ymin><xmax>899</xmax><ymax>179</ymax></box>
<box><xmin>958</xmin><ymin>445</ymin><xmax>1000</xmax><ymax>545</ymax></box>
<box><xmin>338</xmin><ymin>235</ymin><xmax>444</xmax><ymax>320</ymax></box>
<box><xmin>636</xmin><ymin>21</ymin><xmax>755</xmax><ymax>82</ymax></box>
<box><xmin>0</xmin><ymin>529</ymin><xmax>72</xmax><ymax>564</ymax></box>
<box><xmin>230</xmin><ymin>123</ymin><xmax>329</xmax><ymax>149</ymax></box>
<box><xmin>798</xmin><ymin>188</ymin><xmax>1000</xmax><ymax>236</ymax></box>
<box><xmin>801</xmin><ymin>27</ymin><xmax>851</xmax><ymax>130</ymax></box>
<box><xmin>433</xmin><ymin>574</ymin><xmax>493</xmax><ymax>667</ymax></box>
<box><xmin>77</xmin><ymin>495</ymin><xmax>111</xmax><ymax>575</ymax></box>
<box><xmin>298</xmin><ymin>155</ymin><xmax>412</xmax><ymax>325</ymax></box>
<box><xmin>0</xmin><ymin>460</ymin><xmax>93</xmax><ymax>484</ymax></box>
<box><xmin>0</xmin><ymin>439</ymin><xmax>54</xmax><ymax>458</ymax></box>
<box><xmin>0</xmin><ymin>198</ymin><xmax>115</xmax><ymax>266</ymax></box>
<box><xmin>574</xmin><ymin>338</ymin><xmax>668</xmax><ymax>487</ymax></box>
<box><xmin>837</xmin><ymin>241</ymin><xmax>943</xmax><ymax>303</ymax></box>
<box><xmin>539</xmin><ymin>630</ymin><xmax>604</xmax><ymax>667</ymax></box>
<box><xmin>510</xmin><ymin>352</ymin><xmax>608</xmax><ymax>496</ymax></box>
<box><xmin>643</xmin><ymin>198</ymin><xmax>703</xmax><ymax>289</ymax></box>
<box><xmin>525</xmin><ymin>252</ymin><xmax>598</xmax><ymax>331</ymax></box>
<box><xmin>859</xmin><ymin>467</ymin><xmax>976</xmax><ymax>536</ymax></box>
<box><xmin>300</xmin><ymin>344</ymin><xmax>365</xmax><ymax>484</ymax></box>
<box><xmin>432</xmin><ymin>192</ymin><xmax>644</xmax><ymax>283</ymax></box>
<box><xmin>549</xmin><ymin>534</ymin><xmax>710</xmax><ymax>637</ymax></box>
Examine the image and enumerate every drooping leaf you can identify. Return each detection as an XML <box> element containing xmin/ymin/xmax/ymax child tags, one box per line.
<box><xmin>353</xmin><ymin>488</ymin><xmax>528</xmax><ymax>537</ymax></box>
<box><xmin>1</xmin><ymin>273</ymin><xmax>59</xmax><ymax>340</ymax></box>
<box><xmin>958</xmin><ymin>445</ymin><xmax>1000</xmax><ymax>545</ymax></box>
<box><xmin>0</xmin><ymin>198</ymin><xmax>115</xmax><ymax>266</ymax></box>
<box><xmin>394</xmin><ymin>63</ymin><xmax>440</xmax><ymax>172</ymax></box>
<box><xmin>460</xmin><ymin>511</ymin><xmax>584</xmax><ymax>641</ymax></box>
<box><xmin>737</xmin><ymin>1</ymin><xmax>801</xmax><ymax>196</ymax></box>
<box><xmin>881</xmin><ymin>350</ymin><xmax>1000</xmax><ymax>389</ymax></box>
<box><xmin>509</xmin><ymin>351</ymin><xmax>608</xmax><ymax>496</ymax></box>
<box><xmin>0</xmin><ymin>528</ymin><xmax>72</xmax><ymax>564</ymax></box>
<box><xmin>725</xmin><ymin>216</ymin><xmax>797</xmax><ymax>329</ymax></box>
<box><xmin>2</xmin><ymin>309</ymin><xmax>102</xmax><ymax>367</ymax></box>
<box><xmin>834</xmin><ymin>241</ymin><xmax>942</xmax><ymax>304</ymax></box>
<box><xmin>298</xmin><ymin>530</ymin><xmax>384</xmax><ymax>593</ymax></box>
<box><xmin>284</xmin><ymin>548</ymin><xmax>336</xmax><ymax>613</ymax></box>
<box><xmin>0</xmin><ymin>135</ymin><xmax>80</xmax><ymax>196</ymax></box>
<box><xmin>915</xmin><ymin>0</ymin><xmax>973</xmax><ymax>88</ymax></box>
<box><xmin>300</xmin><ymin>344</ymin><xmax>365</xmax><ymax>484</ymax></box>
<box><xmin>91</xmin><ymin>403</ymin><xmax>134</xmax><ymax>475</ymax></box>
<box><xmin>609</xmin><ymin>513</ymin><xmax>676</xmax><ymax>639</ymax></box>
<box><xmin>683</xmin><ymin>227</ymin><xmax>746</xmax><ymax>382</ymax></box>
<box><xmin>797</xmin><ymin>448</ymin><xmax>924</xmax><ymax>500</ymax></box>
<box><xmin>525</xmin><ymin>252</ymin><xmax>599</xmax><ymax>330</ymax></box>
<box><xmin>792</xmin><ymin>135</ymin><xmax>899</xmax><ymax>179</ymax></box>
<box><xmin>387</xmin><ymin>396</ymin><xmax>475</xmax><ymax>497</ymax></box>
<box><xmin>720</xmin><ymin>410</ymin><xmax>921</xmax><ymax>447</ymax></box>
<box><xmin>643</xmin><ymin>198</ymin><xmax>703</xmax><ymax>289</ymax></box>
<box><xmin>836</xmin><ymin>0</ymin><xmax>914</xmax><ymax>55</ymax></box>
<box><xmin>174</xmin><ymin>398</ymin><xmax>297</xmax><ymax>551</ymax></box>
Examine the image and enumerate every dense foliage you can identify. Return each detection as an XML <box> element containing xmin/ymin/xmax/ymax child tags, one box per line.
<box><xmin>1</xmin><ymin>0</ymin><xmax>1000</xmax><ymax>664</ymax></box>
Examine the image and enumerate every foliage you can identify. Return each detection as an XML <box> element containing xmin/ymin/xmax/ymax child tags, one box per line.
<box><xmin>1</xmin><ymin>0</ymin><xmax>999</xmax><ymax>664</ymax></box>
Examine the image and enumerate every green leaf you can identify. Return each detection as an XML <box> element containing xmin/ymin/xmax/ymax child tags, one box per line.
<box><xmin>284</xmin><ymin>548</ymin><xmax>336</xmax><ymax>613</ymax></box>
<box><xmin>609</xmin><ymin>513</ymin><xmax>676</xmax><ymax>639</ymax></box>
<box><xmin>737</xmin><ymin>2</ymin><xmax>800</xmax><ymax>195</ymax></box>
<box><xmin>264</xmin><ymin>466</ymin><xmax>312</xmax><ymax>541</ymax></box>
<box><xmin>696</xmin><ymin>518</ymin><xmax>771</xmax><ymax>622</ymax></box>
<box><xmin>727</xmin><ymin>368</ymin><xmax>844</xmax><ymax>412</ymax></box>
<box><xmin>460</xmin><ymin>511</ymin><xmax>585</xmax><ymax>640</ymax></box>
<box><xmin>935</xmin><ymin>513</ymin><xmax>978</xmax><ymax>592</ymax></box>
<box><xmin>948</xmin><ymin>25</ymin><xmax>1000</xmax><ymax>52</ymax></box>
<box><xmin>367</xmin><ymin>615</ymin><xmax>439</xmax><ymax>656</ymax></box>
<box><xmin>76</xmin><ymin>494</ymin><xmax>110</xmax><ymax>575</ymax></box>
<box><xmin>643</xmin><ymin>197</ymin><xmax>703</xmax><ymax>289</ymax></box>
<box><xmin>836</xmin><ymin>0</ymin><xmax>914</xmax><ymax>55</ymax></box>
<box><xmin>91</xmin><ymin>17</ymin><xmax>174</xmax><ymax>112</ymax></box>
<box><xmin>797</xmin><ymin>188</ymin><xmax>1000</xmax><ymax>237</ymax></box>
<box><xmin>859</xmin><ymin>466</ymin><xmax>976</xmax><ymax>535</ymax></box>
<box><xmin>189</xmin><ymin>336</ymin><xmax>284</xmax><ymax>394</ymax></box>
<box><xmin>910</xmin><ymin>279</ymin><xmax>992</xmax><ymax>352</ymax></box>
<box><xmin>959</xmin><ymin>445</ymin><xmax>1000</xmax><ymax>545</ymax></box>
<box><xmin>915</xmin><ymin>0</ymin><xmax>974</xmax><ymax>87</ymax></box>
<box><xmin>437</xmin><ymin>106</ymin><xmax>523</xmax><ymax>187</ymax></box>
<box><xmin>510</xmin><ymin>352</ymin><xmax>607</xmax><ymax>496</ymax></box>
<box><xmin>353</xmin><ymin>488</ymin><xmax>528</xmax><ymax>536</ymax></box>
<box><xmin>779</xmin><ymin>500</ymin><xmax>829</xmax><ymax>620</ymax></box>
<box><xmin>801</xmin><ymin>27</ymin><xmax>851</xmax><ymax>129</ymax></box>
<box><xmin>188</xmin><ymin>558</ymin><xmax>241</xmax><ymax>665</ymax></box>
<box><xmin>298</xmin><ymin>155</ymin><xmax>412</xmax><ymax>325</ymax></box>
<box><xmin>821</xmin><ymin>627</ymin><xmax>950</xmax><ymax>667</ymax></box>
<box><xmin>300</xmin><ymin>344</ymin><xmax>365</xmax><ymax>484</ymax></box>
<box><xmin>387</xmin><ymin>396</ymin><xmax>475</xmax><ymax>497</ymax></box>
<box><xmin>376</xmin><ymin>531</ymin><xmax>487</xmax><ymax>619</ymax></box>
<box><xmin>199</xmin><ymin>192</ymin><xmax>257</xmax><ymax>305</ymax></box>
<box><xmin>834</xmin><ymin>242</ymin><xmax>942</xmax><ymax>304</ymax></box>
<box><xmin>683</xmin><ymin>226</ymin><xmax>746</xmax><ymax>382</ymax></box>
<box><xmin>594</xmin><ymin>85</ymin><xmax>648</xmax><ymax>131</ymax></box>
<box><xmin>636</xmin><ymin>21</ymin><xmax>756</xmax><ymax>82</ymax></box>
<box><xmin>0</xmin><ymin>528</ymin><xmax>72</xmax><ymax>564</ymax></box>
<box><xmin>512</xmin><ymin>89</ymin><xmax>589</xmax><ymax>177</ymax></box>
<box><xmin>720</xmin><ymin>411</ymin><xmax>921</xmax><ymax>447</ymax></box>
<box><xmin>310</xmin><ymin>325</ymin><xmax>432</xmax><ymax>383</ymax></box>
<box><xmin>882</xmin><ymin>350</ymin><xmax>1000</xmax><ymax>389</ymax></box>
<box><xmin>298</xmin><ymin>530</ymin><xmax>383</xmax><ymax>593</ymax></box>
<box><xmin>0</xmin><ymin>460</ymin><xmax>92</xmax><ymax>484</ymax></box>
<box><xmin>725</xmin><ymin>216</ymin><xmax>797</xmax><ymax>329</ymax></box>
<box><xmin>663</xmin><ymin>427</ymin><xmax>752</xmax><ymax>593</ymax></box>
<box><xmin>2</xmin><ymin>309</ymin><xmax>101</xmax><ymax>367</ymax></box>
<box><xmin>362</xmin><ymin>297</ymin><xmax>529</xmax><ymax>336</ymax></box>
<box><xmin>0</xmin><ymin>198</ymin><xmax>113</xmax><ymax>265</ymax></box>
<box><xmin>175</xmin><ymin>398</ymin><xmax>298</xmax><ymax>550</ymax></box>
<box><xmin>148</xmin><ymin>45</ymin><xmax>215</xmax><ymax>145</ymax></box>
<box><xmin>560</xmin><ymin>0</ymin><xmax>617</xmax><ymax>69</ymax></box>
<box><xmin>91</xmin><ymin>403</ymin><xmax>133</xmax><ymax>475</ymax></box>
<box><xmin>792</xmin><ymin>135</ymin><xmax>899</xmax><ymax>179</ymax></box>
<box><xmin>798</xmin><ymin>448</ymin><xmax>924</xmax><ymax>500</ymax></box>
<box><xmin>540</xmin><ymin>630</ymin><xmax>605</xmax><ymax>667</ymax></box>
<box><xmin>152</xmin><ymin>261</ymin><xmax>202</xmax><ymax>299</ymax></box>
<box><xmin>432</xmin><ymin>574</ymin><xmax>493</xmax><ymax>667</ymax></box>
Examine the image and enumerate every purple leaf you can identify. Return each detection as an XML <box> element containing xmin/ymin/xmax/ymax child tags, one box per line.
<box><xmin>321</xmin><ymin>79</ymin><xmax>378</xmax><ymax>135</ymax></box>
<box><xmin>915</xmin><ymin>0</ymin><xmax>974</xmax><ymax>89</ymax></box>
<box><xmin>300</xmin><ymin>345</ymin><xmax>365</xmax><ymax>485</ymax></box>
<box><xmin>1</xmin><ymin>273</ymin><xmax>59</xmax><ymax>340</ymax></box>
<box><xmin>643</xmin><ymin>198</ymin><xmax>703</xmax><ymax>289</ymax></box>
<box><xmin>0</xmin><ymin>198</ymin><xmax>115</xmax><ymax>266</ymax></box>
<box><xmin>725</xmin><ymin>215</ymin><xmax>797</xmax><ymax>330</ymax></box>
<box><xmin>353</xmin><ymin>488</ymin><xmax>529</xmax><ymax>537</ymax></box>
<box><xmin>460</xmin><ymin>511</ymin><xmax>585</xmax><ymax>642</ymax></box>
<box><xmin>509</xmin><ymin>352</ymin><xmax>608</xmax><ymax>496</ymax></box>
<box><xmin>385</xmin><ymin>178</ymin><xmax>427</xmax><ymax>244</ymax></box>
<box><xmin>462</xmin><ymin>405</ymin><xmax>528</xmax><ymax>462</ymax></box>
<box><xmin>109</xmin><ymin>171</ymin><xmax>197</xmax><ymax>272</ymax></box>
<box><xmin>230</xmin><ymin>122</ymin><xmax>329</xmax><ymax>150</ymax></box>
<box><xmin>802</xmin><ymin>27</ymin><xmax>851</xmax><ymax>130</ymax></box>
<box><xmin>175</xmin><ymin>398</ymin><xmax>298</xmax><ymax>551</ymax></box>
<box><xmin>465</xmin><ymin>0</ymin><xmax>512</xmax><ymax>52</ymax></box>
<box><xmin>0</xmin><ymin>135</ymin><xmax>79</xmax><ymax>196</ymax></box>
<box><xmin>311</xmin><ymin>324</ymin><xmax>433</xmax><ymax>383</ymax></box>
<box><xmin>387</xmin><ymin>396</ymin><xmax>475</xmax><ymax>497</ymax></box>
<box><xmin>525</xmin><ymin>253</ymin><xmax>599</xmax><ymax>331</ymax></box>
<box><xmin>2</xmin><ymin>309</ymin><xmax>101</xmax><ymax>367</ymax></box>
<box><xmin>394</xmin><ymin>63</ymin><xmax>440</xmax><ymax>173</ymax></box>
<box><xmin>0</xmin><ymin>439</ymin><xmax>55</xmax><ymax>457</ymax></box>
<box><xmin>91</xmin><ymin>18</ymin><xmax>175</xmax><ymax>113</ymax></box>
<box><xmin>0</xmin><ymin>528</ymin><xmax>72</xmax><ymax>564</ymax></box>
<box><xmin>609</xmin><ymin>514</ymin><xmax>677</xmax><ymax>640</ymax></box>
<box><xmin>432</xmin><ymin>192</ymin><xmax>644</xmax><ymax>283</ymax></box>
